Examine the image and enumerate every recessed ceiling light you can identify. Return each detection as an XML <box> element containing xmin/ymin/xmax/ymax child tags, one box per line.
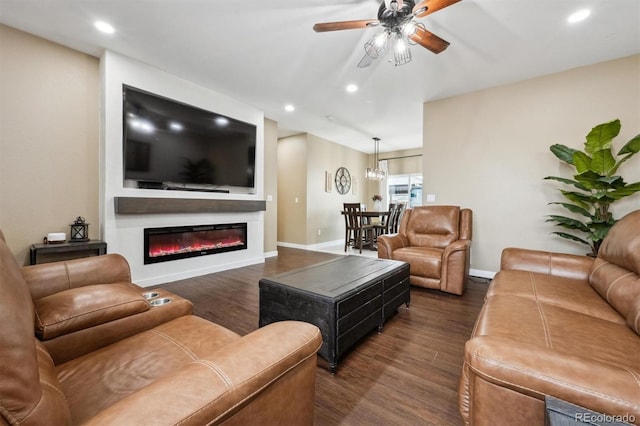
<box><xmin>284</xmin><ymin>104</ymin><xmax>295</xmax><ymax>112</ymax></box>
<box><xmin>169</xmin><ymin>121</ymin><xmax>183</xmax><ymax>131</ymax></box>
<box><xmin>568</xmin><ymin>9</ymin><xmax>591</xmax><ymax>23</ymax></box>
<box><xmin>94</xmin><ymin>21</ymin><xmax>115</xmax><ymax>34</ymax></box>
<box><xmin>346</xmin><ymin>84</ymin><xmax>358</xmax><ymax>93</ymax></box>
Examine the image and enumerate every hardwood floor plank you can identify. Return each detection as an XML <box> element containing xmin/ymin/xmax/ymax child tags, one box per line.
<box><xmin>156</xmin><ymin>247</ymin><xmax>487</xmax><ymax>425</ymax></box>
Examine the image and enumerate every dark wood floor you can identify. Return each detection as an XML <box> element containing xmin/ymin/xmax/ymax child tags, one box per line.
<box><xmin>157</xmin><ymin>247</ymin><xmax>488</xmax><ymax>425</ymax></box>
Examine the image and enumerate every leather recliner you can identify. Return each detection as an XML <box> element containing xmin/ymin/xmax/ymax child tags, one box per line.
<box><xmin>377</xmin><ymin>205</ymin><xmax>473</xmax><ymax>295</ymax></box>
<box><xmin>0</xmin><ymin>230</ymin><xmax>322</xmax><ymax>425</ymax></box>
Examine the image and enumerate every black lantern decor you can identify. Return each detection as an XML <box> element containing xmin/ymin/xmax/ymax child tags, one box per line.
<box><xmin>69</xmin><ymin>217</ymin><xmax>89</xmax><ymax>242</ymax></box>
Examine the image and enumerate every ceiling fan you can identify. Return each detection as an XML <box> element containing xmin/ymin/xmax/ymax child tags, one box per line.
<box><xmin>313</xmin><ymin>0</ymin><xmax>461</xmax><ymax>67</ymax></box>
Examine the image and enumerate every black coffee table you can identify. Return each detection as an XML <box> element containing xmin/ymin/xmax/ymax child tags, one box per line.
<box><xmin>259</xmin><ymin>256</ymin><xmax>410</xmax><ymax>373</ymax></box>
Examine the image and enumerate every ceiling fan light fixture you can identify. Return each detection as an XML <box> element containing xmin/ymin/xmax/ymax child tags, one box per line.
<box><xmin>364</xmin><ymin>31</ymin><xmax>388</xmax><ymax>59</ymax></box>
<box><xmin>394</xmin><ymin>34</ymin><xmax>408</xmax><ymax>53</ymax></box>
<box><xmin>402</xmin><ymin>21</ymin><xmax>418</xmax><ymax>36</ymax></box>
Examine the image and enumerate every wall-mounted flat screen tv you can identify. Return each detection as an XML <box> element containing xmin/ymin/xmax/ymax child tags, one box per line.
<box><xmin>122</xmin><ymin>85</ymin><xmax>257</xmax><ymax>192</ymax></box>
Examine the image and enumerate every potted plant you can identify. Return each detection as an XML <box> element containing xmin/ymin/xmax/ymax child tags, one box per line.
<box><xmin>545</xmin><ymin>119</ymin><xmax>640</xmax><ymax>256</ymax></box>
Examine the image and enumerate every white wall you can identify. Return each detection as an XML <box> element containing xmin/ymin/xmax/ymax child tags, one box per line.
<box><xmin>423</xmin><ymin>55</ymin><xmax>640</xmax><ymax>274</ymax></box>
<box><xmin>101</xmin><ymin>51</ymin><xmax>265</xmax><ymax>286</ymax></box>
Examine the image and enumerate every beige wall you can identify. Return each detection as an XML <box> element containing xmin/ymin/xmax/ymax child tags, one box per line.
<box><xmin>277</xmin><ymin>135</ymin><xmax>308</xmax><ymax>245</ymax></box>
<box><xmin>423</xmin><ymin>54</ymin><xmax>640</xmax><ymax>273</ymax></box>
<box><xmin>0</xmin><ymin>24</ymin><xmax>99</xmax><ymax>265</ymax></box>
<box><xmin>263</xmin><ymin>118</ymin><xmax>278</xmax><ymax>254</ymax></box>
<box><xmin>277</xmin><ymin>133</ymin><xmax>369</xmax><ymax>246</ymax></box>
<box><xmin>379</xmin><ymin>148</ymin><xmax>423</xmax><ymax>176</ymax></box>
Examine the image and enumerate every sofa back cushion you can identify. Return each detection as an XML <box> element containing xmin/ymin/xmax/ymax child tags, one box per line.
<box><xmin>404</xmin><ymin>206</ymin><xmax>461</xmax><ymax>248</ymax></box>
<box><xmin>0</xmin><ymin>230</ymin><xmax>71</xmax><ymax>425</ymax></box>
<box><xmin>589</xmin><ymin>210</ymin><xmax>640</xmax><ymax>335</ymax></box>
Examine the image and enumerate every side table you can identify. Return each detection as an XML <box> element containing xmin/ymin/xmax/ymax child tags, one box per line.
<box><xmin>29</xmin><ymin>240</ymin><xmax>107</xmax><ymax>265</ymax></box>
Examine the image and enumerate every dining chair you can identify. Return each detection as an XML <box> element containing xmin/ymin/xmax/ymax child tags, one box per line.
<box><xmin>343</xmin><ymin>203</ymin><xmax>375</xmax><ymax>253</ymax></box>
<box><xmin>373</xmin><ymin>203</ymin><xmax>396</xmax><ymax>239</ymax></box>
<box><xmin>391</xmin><ymin>203</ymin><xmax>406</xmax><ymax>233</ymax></box>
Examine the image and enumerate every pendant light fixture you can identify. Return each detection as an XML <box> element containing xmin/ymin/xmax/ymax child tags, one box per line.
<box><xmin>365</xmin><ymin>137</ymin><xmax>386</xmax><ymax>181</ymax></box>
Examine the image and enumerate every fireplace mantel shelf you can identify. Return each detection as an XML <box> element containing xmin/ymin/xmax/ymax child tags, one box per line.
<box><xmin>114</xmin><ymin>197</ymin><xmax>266</xmax><ymax>214</ymax></box>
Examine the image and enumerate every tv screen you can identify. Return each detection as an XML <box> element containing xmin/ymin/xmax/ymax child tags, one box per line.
<box><xmin>122</xmin><ymin>85</ymin><xmax>256</xmax><ymax>192</ymax></box>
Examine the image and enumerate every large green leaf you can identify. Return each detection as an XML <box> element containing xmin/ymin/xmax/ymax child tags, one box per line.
<box><xmin>573</xmin><ymin>151</ymin><xmax>592</xmax><ymax>174</ymax></box>
<box><xmin>550</xmin><ymin>231</ymin><xmax>592</xmax><ymax>248</ymax></box>
<box><xmin>546</xmin><ymin>215</ymin><xmax>591</xmax><ymax>231</ymax></box>
<box><xmin>617</xmin><ymin>133</ymin><xmax>640</xmax><ymax>155</ymax></box>
<box><xmin>590</xmin><ymin>222</ymin><xmax>614</xmax><ymax>241</ymax></box>
<box><xmin>598</xmin><ymin>175</ymin><xmax>625</xmax><ymax>187</ymax></box>
<box><xmin>612</xmin><ymin>134</ymin><xmax>640</xmax><ymax>174</ymax></box>
<box><xmin>590</xmin><ymin>149</ymin><xmax>616</xmax><ymax>175</ymax></box>
<box><xmin>608</xmin><ymin>182</ymin><xmax>640</xmax><ymax>199</ymax></box>
<box><xmin>548</xmin><ymin>202</ymin><xmax>592</xmax><ymax>218</ymax></box>
<box><xmin>550</xmin><ymin>144</ymin><xmax>577</xmax><ymax>165</ymax></box>
<box><xmin>557</xmin><ymin>191</ymin><xmax>591</xmax><ymax>207</ymax></box>
<box><xmin>543</xmin><ymin>176</ymin><xmax>589</xmax><ymax>191</ymax></box>
<box><xmin>575</xmin><ymin>171</ymin><xmax>610</xmax><ymax>190</ymax></box>
<box><xmin>585</xmin><ymin>119</ymin><xmax>620</xmax><ymax>154</ymax></box>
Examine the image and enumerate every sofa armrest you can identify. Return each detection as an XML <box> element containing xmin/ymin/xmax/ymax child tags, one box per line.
<box><xmin>500</xmin><ymin>248</ymin><xmax>594</xmax><ymax>281</ymax></box>
<box><xmin>34</xmin><ymin>283</ymin><xmax>149</xmax><ymax>340</ymax></box>
<box><xmin>22</xmin><ymin>254</ymin><xmax>133</xmax><ymax>300</ymax></box>
<box><xmin>377</xmin><ymin>234</ymin><xmax>409</xmax><ymax>259</ymax></box>
<box><xmin>443</xmin><ymin>239</ymin><xmax>471</xmax><ymax>257</ymax></box>
<box><xmin>462</xmin><ymin>336</ymin><xmax>640</xmax><ymax>423</ymax></box>
<box><xmin>82</xmin><ymin>321</ymin><xmax>322</xmax><ymax>426</ymax></box>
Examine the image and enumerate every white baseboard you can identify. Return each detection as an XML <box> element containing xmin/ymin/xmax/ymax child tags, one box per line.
<box><xmin>469</xmin><ymin>268</ymin><xmax>496</xmax><ymax>280</ymax></box>
<box><xmin>264</xmin><ymin>250</ymin><xmax>278</xmax><ymax>258</ymax></box>
<box><xmin>277</xmin><ymin>239</ymin><xmax>343</xmax><ymax>251</ymax></box>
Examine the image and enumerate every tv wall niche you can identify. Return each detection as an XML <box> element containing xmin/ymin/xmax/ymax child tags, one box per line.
<box><xmin>122</xmin><ymin>85</ymin><xmax>257</xmax><ymax>194</ymax></box>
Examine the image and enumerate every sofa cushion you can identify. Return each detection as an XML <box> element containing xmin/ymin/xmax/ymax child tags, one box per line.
<box><xmin>406</xmin><ymin>206</ymin><xmax>460</xmax><ymax>248</ymax></box>
<box><xmin>392</xmin><ymin>246</ymin><xmax>443</xmax><ymax>279</ymax></box>
<box><xmin>56</xmin><ymin>315</ymin><xmax>241</xmax><ymax>424</ymax></box>
<box><xmin>34</xmin><ymin>283</ymin><xmax>151</xmax><ymax>340</ymax></box>
<box><xmin>473</xmin><ymin>295</ymin><xmax>639</xmax><ymax>372</ymax></box>
<box><xmin>487</xmin><ymin>270</ymin><xmax>625</xmax><ymax>325</ymax></box>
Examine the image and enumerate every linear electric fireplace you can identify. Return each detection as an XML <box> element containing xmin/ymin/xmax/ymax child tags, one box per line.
<box><xmin>144</xmin><ymin>223</ymin><xmax>247</xmax><ymax>264</ymax></box>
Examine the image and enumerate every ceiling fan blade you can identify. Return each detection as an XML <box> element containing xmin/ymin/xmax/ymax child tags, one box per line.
<box><xmin>313</xmin><ymin>20</ymin><xmax>379</xmax><ymax>32</ymax></box>
<box><xmin>413</xmin><ymin>0</ymin><xmax>461</xmax><ymax>18</ymax></box>
<box><xmin>409</xmin><ymin>26</ymin><xmax>450</xmax><ymax>54</ymax></box>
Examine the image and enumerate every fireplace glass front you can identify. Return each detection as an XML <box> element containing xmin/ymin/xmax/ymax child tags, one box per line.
<box><xmin>144</xmin><ymin>223</ymin><xmax>247</xmax><ymax>264</ymax></box>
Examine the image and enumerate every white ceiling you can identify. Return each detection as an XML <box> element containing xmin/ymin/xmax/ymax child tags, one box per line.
<box><xmin>1</xmin><ymin>0</ymin><xmax>639</xmax><ymax>153</ymax></box>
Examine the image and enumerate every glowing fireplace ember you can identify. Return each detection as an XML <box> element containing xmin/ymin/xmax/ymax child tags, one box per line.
<box><xmin>144</xmin><ymin>224</ymin><xmax>247</xmax><ymax>264</ymax></box>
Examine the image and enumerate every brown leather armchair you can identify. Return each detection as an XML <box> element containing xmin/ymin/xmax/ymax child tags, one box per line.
<box><xmin>377</xmin><ymin>205</ymin><xmax>472</xmax><ymax>295</ymax></box>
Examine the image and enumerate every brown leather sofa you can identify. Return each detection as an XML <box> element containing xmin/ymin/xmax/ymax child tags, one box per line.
<box><xmin>377</xmin><ymin>205</ymin><xmax>472</xmax><ymax>295</ymax></box>
<box><xmin>0</xmin><ymin>230</ymin><xmax>322</xmax><ymax>425</ymax></box>
<box><xmin>459</xmin><ymin>210</ymin><xmax>640</xmax><ymax>425</ymax></box>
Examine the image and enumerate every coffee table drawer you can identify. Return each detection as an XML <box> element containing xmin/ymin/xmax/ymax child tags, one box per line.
<box><xmin>337</xmin><ymin>294</ymin><xmax>382</xmax><ymax>334</ymax></box>
<box><xmin>337</xmin><ymin>310</ymin><xmax>381</xmax><ymax>357</ymax></box>
<box><xmin>337</xmin><ymin>282</ymin><xmax>382</xmax><ymax>316</ymax></box>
